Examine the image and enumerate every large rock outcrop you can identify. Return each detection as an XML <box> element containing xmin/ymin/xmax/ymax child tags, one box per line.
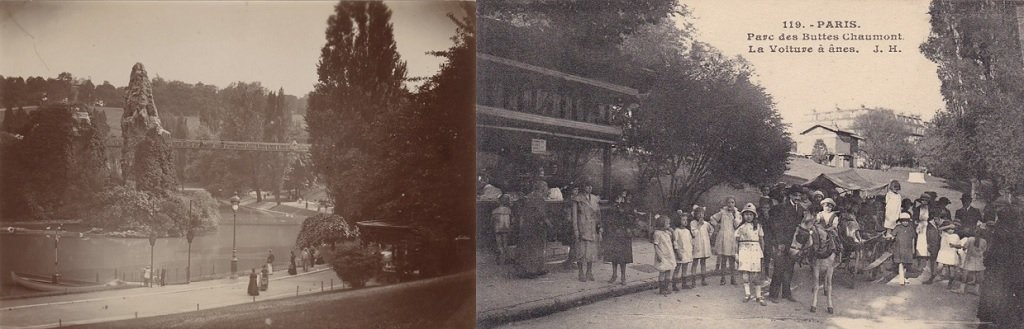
<box><xmin>120</xmin><ymin>63</ymin><xmax>168</xmax><ymax>181</ymax></box>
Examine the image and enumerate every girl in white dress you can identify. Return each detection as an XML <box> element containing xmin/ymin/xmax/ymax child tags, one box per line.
<box><xmin>653</xmin><ymin>215</ymin><xmax>676</xmax><ymax>295</ymax></box>
<box><xmin>735</xmin><ymin>203</ymin><xmax>766</xmax><ymax>306</ymax></box>
<box><xmin>935</xmin><ymin>221</ymin><xmax>962</xmax><ymax>291</ymax></box>
<box><xmin>712</xmin><ymin>197</ymin><xmax>742</xmax><ymax>285</ymax></box>
<box><xmin>689</xmin><ymin>205</ymin><xmax>714</xmax><ymax>287</ymax></box>
<box><xmin>672</xmin><ymin>212</ymin><xmax>694</xmax><ymax>291</ymax></box>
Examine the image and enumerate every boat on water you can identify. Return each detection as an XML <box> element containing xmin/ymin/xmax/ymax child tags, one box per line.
<box><xmin>10</xmin><ymin>271</ymin><xmax>142</xmax><ymax>293</ymax></box>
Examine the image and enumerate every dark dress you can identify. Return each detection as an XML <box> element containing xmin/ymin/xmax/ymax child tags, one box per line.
<box><xmin>516</xmin><ymin>193</ymin><xmax>549</xmax><ymax>276</ymax></box>
<box><xmin>891</xmin><ymin>223</ymin><xmax>916</xmax><ymax>264</ymax></box>
<box><xmin>602</xmin><ymin>201</ymin><xmax>634</xmax><ymax>264</ymax></box>
<box><xmin>247</xmin><ymin>271</ymin><xmax>259</xmax><ymax>296</ymax></box>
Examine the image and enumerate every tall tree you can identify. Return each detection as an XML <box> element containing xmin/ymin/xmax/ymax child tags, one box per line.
<box><xmin>307</xmin><ymin>1</ymin><xmax>408</xmax><ymax>221</ymax></box>
<box><xmin>920</xmin><ymin>0</ymin><xmax>1024</xmax><ymax>196</ymax></box>
<box><xmin>851</xmin><ymin>108</ymin><xmax>916</xmax><ymax>168</ymax></box>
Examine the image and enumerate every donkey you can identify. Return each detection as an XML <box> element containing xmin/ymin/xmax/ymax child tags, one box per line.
<box><xmin>791</xmin><ymin>212</ymin><xmax>841</xmax><ymax>314</ymax></box>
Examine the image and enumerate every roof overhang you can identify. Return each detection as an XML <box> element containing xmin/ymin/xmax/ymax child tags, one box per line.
<box><xmin>476</xmin><ymin>105</ymin><xmax>622</xmax><ymax>144</ymax></box>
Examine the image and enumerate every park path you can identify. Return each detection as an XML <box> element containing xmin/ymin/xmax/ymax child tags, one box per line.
<box><xmin>0</xmin><ymin>266</ymin><xmax>344</xmax><ymax>329</ymax></box>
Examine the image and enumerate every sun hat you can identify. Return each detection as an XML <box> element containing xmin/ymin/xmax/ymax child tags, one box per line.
<box><xmin>740</xmin><ymin>203</ymin><xmax>758</xmax><ymax>218</ymax></box>
<box><xmin>899</xmin><ymin>212</ymin><xmax>912</xmax><ymax>220</ymax></box>
<box><xmin>812</xmin><ymin>190</ymin><xmax>825</xmax><ymax>199</ymax></box>
<box><xmin>820</xmin><ymin>198</ymin><xmax>836</xmax><ymax>207</ymax></box>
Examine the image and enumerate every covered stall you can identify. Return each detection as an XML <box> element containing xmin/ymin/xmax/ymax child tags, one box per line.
<box><xmin>803</xmin><ymin>169</ymin><xmax>887</xmax><ymax>196</ymax></box>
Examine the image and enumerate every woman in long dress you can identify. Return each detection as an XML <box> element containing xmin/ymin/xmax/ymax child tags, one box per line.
<box><xmin>711</xmin><ymin>197</ymin><xmax>742</xmax><ymax>285</ymax></box>
<box><xmin>604</xmin><ymin>190</ymin><xmax>635</xmax><ymax>284</ymax></box>
<box><xmin>516</xmin><ymin>181</ymin><xmax>552</xmax><ymax>278</ymax></box>
<box><xmin>247</xmin><ymin>268</ymin><xmax>259</xmax><ymax>296</ymax></box>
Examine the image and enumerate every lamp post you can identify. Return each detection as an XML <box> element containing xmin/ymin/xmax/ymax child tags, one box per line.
<box><xmin>48</xmin><ymin>225</ymin><xmax>63</xmax><ymax>284</ymax></box>
<box><xmin>230</xmin><ymin>193</ymin><xmax>240</xmax><ymax>279</ymax></box>
<box><xmin>186</xmin><ymin>200</ymin><xmax>194</xmax><ymax>284</ymax></box>
<box><xmin>148</xmin><ymin>232</ymin><xmax>157</xmax><ymax>288</ymax></box>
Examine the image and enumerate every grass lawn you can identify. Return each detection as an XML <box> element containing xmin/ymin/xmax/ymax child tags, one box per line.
<box><xmin>70</xmin><ymin>272</ymin><xmax>474</xmax><ymax>329</ymax></box>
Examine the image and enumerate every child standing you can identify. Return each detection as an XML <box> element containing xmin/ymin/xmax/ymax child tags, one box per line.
<box><xmin>711</xmin><ymin>197</ymin><xmax>742</xmax><ymax>285</ymax></box>
<box><xmin>653</xmin><ymin>215</ymin><xmax>677</xmax><ymax>295</ymax></box>
<box><xmin>690</xmin><ymin>205</ymin><xmax>713</xmax><ymax>287</ymax></box>
<box><xmin>672</xmin><ymin>212</ymin><xmax>694</xmax><ymax>291</ymax></box>
<box><xmin>935</xmin><ymin>220</ymin><xmax>962</xmax><ymax>291</ymax></box>
<box><xmin>492</xmin><ymin>195</ymin><xmax>513</xmax><ymax>265</ymax></box>
<box><xmin>956</xmin><ymin>227</ymin><xmax>986</xmax><ymax>294</ymax></box>
<box><xmin>892</xmin><ymin>212</ymin><xmax>917</xmax><ymax>285</ymax></box>
<box><xmin>735</xmin><ymin>203</ymin><xmax>766</xmax><ymax>306</ymax></box>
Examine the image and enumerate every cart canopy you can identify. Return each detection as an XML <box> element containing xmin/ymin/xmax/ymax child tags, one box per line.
<box><xmin>803</xmin><ymin>169</ymin><xmax>887</xmax><ymax>195</ymax></box>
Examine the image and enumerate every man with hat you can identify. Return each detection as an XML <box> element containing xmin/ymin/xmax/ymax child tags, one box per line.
<box><xmin>954</xmin><ymin>193</ymin><xmax>982</xmax><ymax>233</ymax></box>
<box><xmin>767</xmin><ymin>184</ymin><xmax>806</xmax><ymax>303</ymax></box>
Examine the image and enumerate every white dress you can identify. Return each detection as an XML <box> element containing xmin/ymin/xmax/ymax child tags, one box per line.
<box><xmin>936</xmin><ymin>232</ymin><xmax>961</xmax><ymax>266</ymax></box>
<box><xmin>884</xmin><ymin>191</ymin><xmax>901</xmax><ymax>230</ymax></box>
<box><xmin>690</xmin><ymin>220</ymin><xmax>713</xmax><ymax>259</ymax></box>
<box><xmin>734</xmin><ymin>223</ymin><xmax>764</xmax><ymax>272</ymax></box>
<box><xmin>653</xmin><ymin>230</ymin><xmax>677</xmax><ymax>271</ymax></box>
<box><xmin>914</xmin><ymin>220</ymin><xmax>929</xmax><ymax>257</ymax></box>
<box><xmin>673</xmin><ymin>227</ymin><xmax>693</xmax><ymax>264</ymax></box>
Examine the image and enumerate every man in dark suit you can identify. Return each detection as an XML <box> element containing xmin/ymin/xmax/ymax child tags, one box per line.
<box><xmin>954</xmin><ymin>193</ymin><xmax>982</xmax><ymax>231</ymax></box>
<box><xmin>767</xmin><ymin>185</ymin><xmax>806</xmax><ymax>303</ymax></box>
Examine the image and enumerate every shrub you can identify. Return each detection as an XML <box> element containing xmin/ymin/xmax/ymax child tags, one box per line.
<box><xmin>330</xmin><ymin>243</ymin><xmax>382</xmax><ymax>288</ymax></box>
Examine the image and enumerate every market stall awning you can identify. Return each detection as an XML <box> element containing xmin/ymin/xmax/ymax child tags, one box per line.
<box><xmin>803</xmin><ymin>169</ymin><xmax>887</xmax><ymax>195</ymax></box>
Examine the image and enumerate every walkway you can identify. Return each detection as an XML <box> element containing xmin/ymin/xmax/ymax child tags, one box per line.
<box><xmin>0</xmin><ymin>265</ymin><xmax>343</xmax><ymax>329</ymax></box>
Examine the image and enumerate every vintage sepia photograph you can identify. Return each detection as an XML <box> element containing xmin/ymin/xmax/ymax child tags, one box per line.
<box><xmin>475</xmin><ymin>0</ymin><xmax>1023</xmax><ymax>328</ymax></box>
<box><xmin>1</xmin><ymin>1</ymin><xmax>475</xmax><ymax>328</ymax></box>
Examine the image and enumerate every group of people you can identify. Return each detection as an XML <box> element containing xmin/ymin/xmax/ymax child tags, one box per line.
<box><xmin>489</xmin><ymin>177</ymin><xmax>1023</xmax><ymax>325</ymax></box>
<box><xmin>247</xmin><ymin>249</ymin><xmax>277</xmax><ymax>297</ymax></box>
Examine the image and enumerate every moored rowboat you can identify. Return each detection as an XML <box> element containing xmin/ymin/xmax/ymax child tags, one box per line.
<box><xmin>10</xmin><ymin>271</ymin><xmax>141</xmax><ymax>293</ymax></box>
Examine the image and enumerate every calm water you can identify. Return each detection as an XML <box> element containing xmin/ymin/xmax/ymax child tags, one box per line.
<box><xmin>0</xmin><ymin>205</ymin><xmax>304</xmax><ymax>296</ymax></box>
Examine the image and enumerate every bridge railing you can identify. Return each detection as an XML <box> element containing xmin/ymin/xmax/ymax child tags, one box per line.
<box><xmin>105</xmin><ymin>138</ymin><xmax>311</xmax><ymax>153</ymax></box>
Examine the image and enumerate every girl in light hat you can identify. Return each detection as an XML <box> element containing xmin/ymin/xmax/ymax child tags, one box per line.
<box><xmin>711</xmin><ymin>196</ymin><xmax>742</xmax><ymax>285</ymax></box>
<box><xmin>735</xmin><ymin>203</ymin><xmax>767</xmax><ymax>305</ymax></box>
<box><xmin>689</xmin><ymin>205</ymin><xmax>713</xmax><ymax>287</ymax></box>
<box><xmin>935</xmin><ymin>220</ymin><xmax>962</xmax><ymax>291</ymax></box>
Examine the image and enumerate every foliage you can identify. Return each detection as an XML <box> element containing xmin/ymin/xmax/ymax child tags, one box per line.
<box><xmin>83</xmin><ymin>186</ymin><xmax>218</xmax><ymax>236</ymax></box>
<box><xmin>307</xmin><ymin>1</ymin><xmax>409</xmax><ymax>221</ymax></box>
<box><xmin>131</xmin><ymin>128</ymin><xmax>178</xmax><ymax>196</ymax></box>
<box><xmin>619</xmin><ymin>28</ymin><xmax>791</xmax><ymax>210</ymax></box>
<box><xmin>295</xmin><ymin>213</ymin><xmax>358</xmax><ymax>249</ymax></box>
<box><xmin>920</xmin><ymin>0</ymin><xmax>1024</xmax><ymax>194</ymax></box>
<box><xmin>850</xmin><ymin>108</ymin><xmax>916</xmax><ymax>168</ymax></box>
<box><xmin>329</xmin><ymin>243</ymin><xmax>382</xmax><ymax>288</ymax></box>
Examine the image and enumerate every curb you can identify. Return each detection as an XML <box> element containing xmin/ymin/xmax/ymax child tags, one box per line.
<box><xmin>476</xmin><ymin>269</ymin><xmax>729</xmax><ymax>328</ymax></box>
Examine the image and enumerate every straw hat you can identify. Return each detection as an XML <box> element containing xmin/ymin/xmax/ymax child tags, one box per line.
<box><xmin>820</xmin><ymin>198</ymin><xmax>836</xmax><ymax>208</ymax></box>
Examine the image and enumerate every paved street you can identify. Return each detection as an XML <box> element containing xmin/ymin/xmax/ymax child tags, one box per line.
<box><xmin>496</xmin><ymin>263</ymin><xmax>983</xmax><ymax>329</ymax></box>
<box><xmin>0</xmin><ymin>266</ymin><xmax>341</xmax><ymax>328</ymax></box>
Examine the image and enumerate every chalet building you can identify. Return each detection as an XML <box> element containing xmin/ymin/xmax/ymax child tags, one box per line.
<box><xmin>795</xmin><ymin>125</ymin><xmax>863</xmax><ymax>168</ymax></box>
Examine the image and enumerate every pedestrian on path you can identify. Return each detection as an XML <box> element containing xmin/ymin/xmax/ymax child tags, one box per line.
<box><xmin>711</xmin><ymin>197</ymin><xmax>741</xmax><ymax>285</ymax></box>
<box><xmin>571</xmin><ymin>183</ymin><xmax>601</xmax><ymax>282</ymax></box>
<box><xmin>266</xmin><ymin>249</ymin><xmax>275</xmax><ymax>274</ymax></box>
<box><xmin>288</xmin><ymin>250</ymin><xmax>297</xmax><ymax>275</ymax></box>
<box><xmin>247</xmin><ymin>268</ymin><xmax>259</xmax><ymax>296</ymax></box>
<box><xmin>956</xmin><ymin>227</ymin><xmax>985</xmax><ymax>294</ymax></box>
<box><xmin>653</xmin><ymin>215</ymin><xmax>675</xmax><ymax>296</ymax></box>
<box><xmin>604</xmin><ymin>190</ymin><xmax>635</xmax><ymax>285</ymax></box>
<box><xmin>516</xmin><ymin>180</ymin><xmax>552</xmax><ymax>279</ymax></box>
<box><xmin>892</xmin><ymin>213</ymin><xmax>916</xmax><ymax>285</ymax></box>
<box><xmin>735</xmin><ymin>203</ymin><xmax>766</xmax><ymax>306</ymax></box>
<box><xmin>689</xmin><ymin>205</ymin><xmax>712</xmax><ymax>287</ymax></box>
<box><xmin>671</xmin><ymin>212</ymin><xmax>693</xmax><ymax>291</ymax></box>
<box><xmin>936</xmin><ymin>220</ymin><xmax>962</xmax><ymax>291</ymax></box>
<box><xmin>884</xmin><ymin>180</ymin><xmax>902</xmax><ymax>237</ymax></box>
<box><xmin>768</xmin><ymin>185</ymin><xmax>805</xmax><ymax>303</ymax></box>
<box><xmin>492</xmin><ymin>194</ymin><xmax>513</xmax><ymax>265</ymax></box>
<box><xmin>260</xmin><ymin>264</ymin><xmax>270</xmax><ymax>291</ymax></box>
<box><xmin>301</xmin><ymin>248</ymin><xmax>309</xmax><ymax>272</ymax></box>
<box><xmin>143</xmin><ymin>266</ymin><xmax>152</xmax><ymax>287</ymax></box>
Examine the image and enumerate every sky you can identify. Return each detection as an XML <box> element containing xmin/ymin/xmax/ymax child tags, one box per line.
<box><xmin>681</xmin><ymin>0</ymin><xmax>945</xmax><ymax>134</ymax></box>
<box><xmin>1</xmin><ymin>1</ymin><xmax>469</xmax><ymax>96</ymax></box>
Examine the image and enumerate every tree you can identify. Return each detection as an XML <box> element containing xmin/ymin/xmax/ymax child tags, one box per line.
<box><xmin>851</xmin><ymin>108</ymin><xmax>916</xmax><ymax>168</ymax></box>
<box><xmin>295</xmin><ymin>213</ymin><xmax>358</xmax><ymax>249</ymax></box>
<box><xmin>131</xmin><ymin>128</ymin><xmax>178</xmax><ymax>196</ymax></box>
<box><xmin>307</xmin><ymin>1</ymin><xmax>408</xmax><ymax>221</ymax></box>
<box><xmin>920</xmin><ymin>0</ymin><xmax>1024</xmax><ymax>196</ymax></box>
<box><xmin>620</xmin><ymin>36</ymin><xmax>790</xmax><ymax>210</ymax></box>
<box><xmin>94</xmin><ymin>81</ymin><xmax>121</xmax><ymax>107</ymax></box>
